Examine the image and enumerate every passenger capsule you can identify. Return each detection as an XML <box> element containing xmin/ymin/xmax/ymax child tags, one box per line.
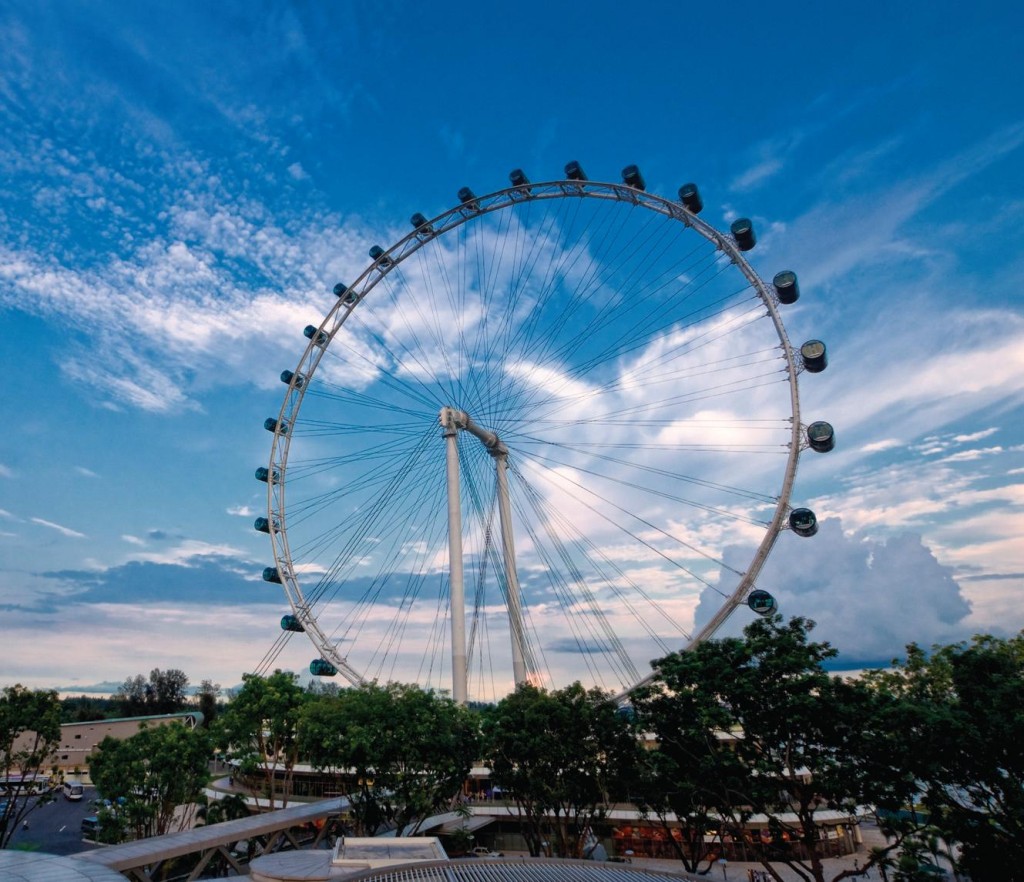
<box><xmin>304</xmin><ymin>325</ymin><xmax>328</xmax><ymax>346</ymax></box>
<box><xmin>254</xmin><ymin>466</ymin><xmax>279</xmax><ymax>484</ymax></box>
<box><xmin>410</xmin><ymin>212</ymin><xmax>432</xmax><ymax>232</ymax></box>
<box><xmin>773</xmin><ymin>270</ymin><xmax>800</xmax><ymax>305</ymax></box>
<box><xmin>564</xmin><ymin>160</ymin><xmax>587</xmax><ymax>181</ymax></box>
<box><xmin>310</xmin><ymin>658</ymin><xmax>338</xmax><ymax>677</ymax></box>
<box><xmin>280</xmin><ymin>370</ymin><xmax>305</xmax><ymax>388</ymax></box>
<box><xmin>747</xmin><ymin>589</ymin><xmax>777</xmax><ymax>616</ymax></box>
<box><xmin>369</xmin><ymin>245</ymin><xmax>393</xmax><ymax>267</ymax></box>
<box><xmin>789</xmin><ymin>508</ymin><xmax>818</xmax><ymax>537</ymax></box>
<box><xmin>731</xmin><ymin>218</ymin><xmax>756</xmax><ymax>251</ymax></box>
<box><xmin>264</xmin><ymin>417</ymin><xmax>288</xmax><ymax>434</ymax></box>
<box><xmin>281</xmin><ymin>614</ymin><xmax>305</xmax><ymax>633</ymax></box>
<box><xmin>800</xmin><ymin>339</ymin><xmax>828</xmax><ymax>373</ymax></box>
<box><xmin>262</xmin><ymin>567</ymin><xmax>283</xmax><ymax>584</ymax></box>
<box><xmin>807</xmin><ymin>421</ymin><xmax>836</xmax><ymax>453</ymax></box>
<box><xmin>622</xmin><ymin>164</ymin><xmax>645</xmax><ymax>190</ymax></box>
<box><xmin>678</xmin><ymin>183</ymin><xmax>703</xmax><ymax>214</ymax></box>
<box><xmin>333</xmin><ymin>283</ymin><xmax>358</xmax><ymax>305</ymax></box>
<box><xmin>457</xmin><ymin>187</ymin><xmax>479</xmax><ymax>210</ymax></box>
<box><xmin>254</xmin><ymin>517</ymin><xmax>271</xmax><ymax>534</ymax></box>
<box><xmin>509</xmin><ymin>168</ymin><xmax>530</xmax><ymax>191</ymax></box>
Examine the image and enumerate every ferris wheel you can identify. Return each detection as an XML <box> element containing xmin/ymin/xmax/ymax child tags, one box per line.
<box><xmin>255</xmin><ymin>163</ymin><xmax>833</xmax><ymax>704</ymax></box>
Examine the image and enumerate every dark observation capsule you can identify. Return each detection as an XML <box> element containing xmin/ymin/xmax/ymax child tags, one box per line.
<box><xmin>280</xmin><ymin>370</ymin><xmax>305</xmax><ymax>388</ymax></box>
<box><xmin>789</xmin><ymin>508</ymin><xmax>819</xmax><ymax>537</ymax></box>
<box><xmin>281</xmin><ymin>614</ymin><xmax>305</xmax><ymax>633</ymax></box>
<box><xmin>254</xmin><ymin>466</ymin><xmax>279</xmax><ymax>484</ymax></box>
<box><xmin>368</xmin><ymin>245</ymin><xmax>393</xmax><ymax>267</ymax></box>
<box><xmin>807</xmin><ymin>421</ymin><xmax>836</xmax><ymax>453</ymax></box>
<box><xmin>334</xmin><ymin>283</ymin><xmax>358</xmax><ymax>305</ymax></box>
<box><xmin>800</xmin><ymin>339</ymin><xmax>828</xmax><ymax>373</ymax></box>
<box><xmin>262</xmin><ymin>566</ymin><xmax>283</xmax><ymax>584</ymax></box>
<box><xmin>509</xmin><ymin>168</ymin><xmax>530</xmax><ymax>190</ymax></box>
<box><xmin>564</xmin><ymin>160</ymin><xmax>587</xmax><ymax>181</ymax></box>
<box><xmin>410</xmin><ymin>212</ymin><xmax>431</xmax><ymax>231</ymax></box>
<box><xmin>303</xmin><ymin>325</ymin><xmax>328</xmax><ymax>346</ymax></box>
<box><xmin>747</xmin><ymin>589</ymin><xmax>777</xmax><ymax>616</ymax></box>
<box><xmin>773</xmin><ymin>270</ymin><xmax>800</xmax><ymax>304</ymax></box>
<box><xmin>264</xmin><ymin>417</ymin><xmax>288</xmax><ymax>434</ymax></box>
<box><xmin>310</xmin><ymin>658</ymin><xmax>338</xmax><ymax>677</ymax></box>
<box><xmin>731</xmin><ymin>218</ymin><xmax>756</xmax><ymax>251</ymax></box>
<box><xmin>622</xmin><ymin>164</ymin><xmax>645</xmax><ymax>190</ymax></box>
<box><xmin>254</xmin><ymin>517</ymin><xmax>271</xmax><ymax>534</ymax></box>
<box><xmin>678</xmin><ymin>183</ymin><xmax>703</xmax><ymax>214</ymax></box>
<box><xmin>457</xmin><ymin>187</ymin><xmax>479</xmax><ymax>209</ymax></box>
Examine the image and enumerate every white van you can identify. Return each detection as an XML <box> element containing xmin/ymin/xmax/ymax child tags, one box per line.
<box><xmin>63</xmin><ymin>780</ymin><xmax>85</xmax><ymax>801</ymax></box>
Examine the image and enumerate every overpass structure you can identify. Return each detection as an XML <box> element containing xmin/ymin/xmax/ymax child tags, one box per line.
<box><xmin>71</xmin><ymin>797</ymin><xmax>349</xmax><ymax>881</ymax></box>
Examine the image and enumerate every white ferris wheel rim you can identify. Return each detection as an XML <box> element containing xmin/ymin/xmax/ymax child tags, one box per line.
<box><xmin>261</xmin><ymin>175</ymin><xmax>806</xmax><ymax>701</ymax></box>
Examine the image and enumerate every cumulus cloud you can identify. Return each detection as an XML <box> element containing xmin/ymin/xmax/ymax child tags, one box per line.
<box><xmin>693</xmin><ymin>518</ymin><xmax>974</xmax><ymax>666</ymax></box>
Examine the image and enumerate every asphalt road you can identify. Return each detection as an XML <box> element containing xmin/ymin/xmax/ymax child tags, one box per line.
<box><xmin>6</xmin><ymin>787</ymin><xmax>104</xmax><ymax>856</ymax></box>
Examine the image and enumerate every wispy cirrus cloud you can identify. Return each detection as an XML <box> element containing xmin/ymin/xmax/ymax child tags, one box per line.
<box><xmin>31</xmin><ymin>517</ymin><xmax>86</xmax><ymax>538</ymax></box>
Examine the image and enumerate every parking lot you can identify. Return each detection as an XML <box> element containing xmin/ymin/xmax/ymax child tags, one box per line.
<box><xmin>5</xmin><ymin>786</ymin><xmax>104</xmax><ymax>856</ymax></box>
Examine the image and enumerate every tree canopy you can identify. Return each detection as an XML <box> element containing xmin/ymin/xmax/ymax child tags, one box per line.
<box><xmin>0</xmin><ymin>685</ymin><xmax>62</xmax><ymax>849</ymax></box>
<box><xmin>864</xmin><ymin>634</ymin><xmax>1024</xmax><ymax>881</ymax></box>
<box><xmin>633</xmin><ymin>616</ymin><xmax>914</xmax><ymax>882</ymax></box>
<box><xmin>114</xmin><ymin>668</ymin><xmax>190</xmax><ymax>716</ymax></box>
<box><xmin>481</xmin><ymin>682</ymin><xmax>639</xmax><ymax>858</ymax></box>
<box><xmin>300</xmin><ymin>682</ymin><xmax>478</xmax><ymax>836</ymax></box>
<box><xmin>88</xmin><ymin>721</ymin><xmax>212</xmax><ymax>843</ymax></box>
<box><xmin>213</xmin><ymin>670</ymin><xmax>308</xmax><ymax>810</ymax></box>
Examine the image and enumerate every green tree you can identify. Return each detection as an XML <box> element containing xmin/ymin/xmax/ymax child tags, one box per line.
<box><xmin>637</xmin><ymin>616</ymin><xmax>911</xmax><ymax>882</ymax></box>
<box><xmin>481</xmin><ymin>682</ymin><xmax>639</xmax><ymax>858</ymax></box>
<box><xmin>89</xmin><ymin>721</ymin><xmax>212</xmax><ymax>842</ymax></box>
<box><xmin>867</xmin><ymin>634</ymin><xmax>1024</xmax><ymax>880</ymax></box>
<box><xmin>0</xmin><ymin>685</ymin><xmax>63</xmax><ymax>849</ymax></box>
<box><xmin>300</xmin><ymin>682</ymin><xmax>479</xmax><ymax>836</ymax></box>
<box><xmin>114</xmin><ymin>668</ymin><xmax>190</xmax><ymax>716</ymax></box>
<box><xmin>194</xmin><ymin>679</ymin><xmax>221</xmax><ymax>728</ymax></box>
<box><xmin>631</xmin><ymin>677</ymin><xmax>754</xmax><ymax>874</ymax></box>
<box><xmin>214</xmin><ymin>670</ymin><xmax>308</xmax><ymax>810</ymax></box>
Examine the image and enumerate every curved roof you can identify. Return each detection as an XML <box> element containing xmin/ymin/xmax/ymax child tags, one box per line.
<box><xmin>0</xmin><ymin>851</ymin><xmax>126</xmax><ymax>882</ymax></box>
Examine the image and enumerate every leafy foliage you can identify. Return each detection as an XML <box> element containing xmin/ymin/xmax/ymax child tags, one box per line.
<box><xmin>481</xmin><ymin>682</ymin><xmax>639</xmax><ymax>858</ymax></box>
<box><xmin>0</xmin><ymin>685</ymin><xmax>62</xmax><ymax>849</ymax></box>
<box><xmin>213</xmin><ymin>670</ymin><xmax>308</xmax><ymax>810</ymax></box>
<box><xmin>868</xmin><ymin>634</ymin><xmax>1024</xmax><ymax>880</ymax></box>
<box><xmin>114</xmin><ymin>668</ymin><xmax>190</xmax><ymax>716</ymax></box>
<box><xmin>89</xmin><ymin>721</ymin><xmax>212</xmax><ymax>842</ymax></box>
<box><xmin>633</xmin><ymin>617</ymin><xmax>909</xmax><ymax>882</ymax></box>
<box><xmin>300</xmin><ymin>682</ymin><xmax>479</xmax><ymax>836</ymax></box>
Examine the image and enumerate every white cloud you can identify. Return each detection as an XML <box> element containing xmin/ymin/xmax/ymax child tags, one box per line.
<box><xmin>74</xmin><ymin>466</ymin><xmax>100</xmax><ymax>478</ymax></box>
<box><xmin>227</xmin><ymin>505</ymin><xmax>256</xmax><ymax>517</ymax></box>
<box><xmin>0</xmin><ymin>464</ymin><xmax>13</xmax><ymax>478</ymax></box>
<box><xmin>860</xmin><ymin>439</ymin><xmax>902</xmax><ymax>453</ymax></box>
<box><xmin>30</xmin><ymin>517</ymin><xmax>87</xmax><ymax>538</ymax></box>
<box><xmin>127</xmin><ymin>539</ymin><xmax>247</xmax><ymax>566</ymax></box>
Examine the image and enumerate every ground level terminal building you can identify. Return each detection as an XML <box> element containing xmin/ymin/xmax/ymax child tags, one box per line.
<box><xmin>7</xmin><ymin>711</ymin><xmax>204</xmax><ymax>782</ymax></box>
<box><xmin>221</xmin><ymin>763</ymin><xmax>862</xmax><ymax>863</ymax></box>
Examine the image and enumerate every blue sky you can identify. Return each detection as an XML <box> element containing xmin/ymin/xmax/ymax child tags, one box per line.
<box><xmin>1</xmin><ymin>1</ymin><xmax>1022</xmax><ymax>698</ymax></box>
